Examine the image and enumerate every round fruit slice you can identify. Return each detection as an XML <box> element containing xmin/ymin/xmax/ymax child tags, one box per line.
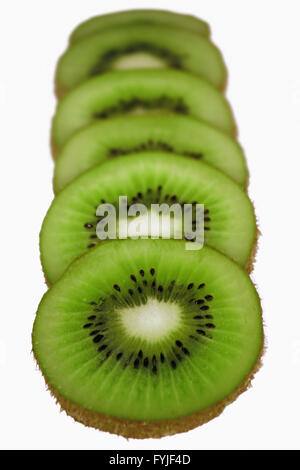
<box><xmin>33</xmin><ymin>239</ymin><xmax>263</xmax><ymax>439</ymax></box>
<box><xmin>41</xmin><ymin>153</ymin><xmax>256</xmax><ymax>284</ymax></box>
<box><xmin>56</xmin><ymin>24</ymin><xmax>226</xmax><ymax>95</ymax></box>
<box><xmin>70</xmin><ymin>9</ymin><xmax>210</xmax><ymax>43</ymax></box>
<box><xmin>53</xmin><ymin>115</ymin><xmax>247</xmax><ymax>193</ymax></box>
<box><xmin>52</xmin><ymin>69</ymin><xmax>236</xmax><ymax>150</ymax></box>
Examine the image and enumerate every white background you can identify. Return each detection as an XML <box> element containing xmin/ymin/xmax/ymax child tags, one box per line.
<box><xmin>0</xmin><ymin>0</ymin><xmax>299</xmax><ymax>450</ymax></box>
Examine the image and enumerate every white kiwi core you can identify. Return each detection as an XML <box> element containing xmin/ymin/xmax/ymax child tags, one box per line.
<box><xmin>111</xmin><ymin>52</ymin><xmax>167</xmax><ymax>70</ymax></box>
<box><xmin>118</xmin><ymin>298</ymin><xmax>181</xmax><ymax>342</ymax></box>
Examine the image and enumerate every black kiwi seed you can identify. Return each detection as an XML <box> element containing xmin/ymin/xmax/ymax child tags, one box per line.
<box><xmin>128</xmin><ymin>289</ymin><xmax>134</xmax><ymax>296</ymax></box>
<box><xmin>176</xmin><ymin>340</ymin><xmax>183</xmax><ymax>347</ymax></box>
<box><xmin>160</xmin><ymin>353</ymin><xmax>165</xmax><ymax>363</ymax></box>
<box><xmin>137</xmin><ymin>286</ymin><xmax>143</xmax><ymax>293</ymax></box>
<box><xmin>87</xmin><ymin>315</ymin><xmax>96</xmax><ymax>320</ymax></box>
<box><xmin>116</xmin><ymin>352</ymin><xmax>123</xmax><ymax>361</ymax></box>
<box><xmin>89</xmin><ymin>302</ymin><xmax>97</xmax><ymax>306</ymax></box>
<box><xmin>143</xmin><ymin>357</ymin><xmax>149</xmax><ymax>368</ymax></box>
<box><xmin>195</xmin><ymin>299</ymin><xmax>204</xmax><ymax>305</ymax></box>
<box><xmin>194</xmin><ymin>315</ymin><xmax>204</xmax><ymax>320</ymax></box>
<box><xmin>158</xmin><ymin>285</ymin><xmax>163</xmax><ymax>292</ymax></box>
<box><xmin>139</xmin><ymin>269</ymin><xmax>144</xmax><ymax>277</ymax></box>
<box><xmin>196</xmin><ymin>330</ymin><xmax>206</xmax><ymax>336</ymax></box>
<box><xmin>151</xmin><ymin>280</ymin><xmax>156</xmax><ymax>288</ymax></box>
<box><xmin>200</xmin><ymin>305</ymin><xmax>209</xmax><ymax>311</ymax></box>
<box><xmin>89</xmin><ymin>330</ymin><xmax>100</xmax><ymax>336</ymax></box>
<box><xmin>187</xmin><ymin>283</ymin><xmax>194</xmax><ymax>290</ymax></box>
<box><xmin>150</xmin><ymin>268</ymin><xmax>155</xmax><ymax>276</ymax></box>
<box><xmin>113</xmin><ymin>284</ymin><xmax>121</xmax><ymax>291</ymax></box>
<box><xmin>198</xmin><ymin>283</ymin><xmax>206</xmax><ymax>289</ymax></box>
<box><xmin>108</xmin><ymin>148</ymin><xmax>119</xmax><ymax>157</ymax></box>
<box><xmin>170</xmin><ymin>360</ymin><xmax>177</xmax><ymax>369</ymax></box>
<box><xmin>174</xmin><ymin>352</ymin><xmax>182</xmax><ymax>361</ymax></box>
<box><xmin>134</xmin><ymin>359</ymin><xmax>139</xmax><ymax>369</ymax></box>
<box><xmin>83</xmin><ymin>323</ymin><xmax>93</xmax><ymax>329</ymax></box>
<box><xmin>182</xmin><ymin>347</ymin><xmax>190</xmax><ymax>356</ymax></box>
<box><xmin>205</xmin><ymin>295</ymin><xmax>214</xmax><ymax>301</ymax></box>
<box><xmin>205</xmin><ymin>323</ymin><xmax>216</xmax><ymax>329</ymax></box>
<box><xmin>84</xmin><ymin>223</ymin><xmax>93</xmax><ymax>229</ymax></box>
<box><xmin>87</xmin><ymin>243</ymin><xmax>96</xmax><ymax>249</ymax></box>
<box><xmin>130</xmin><ymin>274</ymin><xmax>137</xmax><ymax>282</ymax></box>
<box><xmin>93</xmin><ymin>335</ymin><xmax>104</xmax><ymax>343</ymax></box>
<box><xmin>205</xmin><ymin>314</ymin><xmax>213</xmax><ymax>319</ymax></box>
<box><xmin>98</xmin><ymin>344</ymin><xmax>107</xmax><ymax>352</ymax></box>
<box><xmin>138</xmin><ymin>350</ymin><xmax>143</xmax><ymax>359</ymax></box>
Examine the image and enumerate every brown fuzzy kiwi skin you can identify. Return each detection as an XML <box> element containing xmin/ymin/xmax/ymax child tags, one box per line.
<box><xmin>55</xmin><ymin>81</ymin><xmax>64</xmax><ymax>101</ymax></box>
<box><xmin>33</xmin><ymin>337</ymin><xmax>264</xmax><ymax>439</ymax></box>
<box><xmin>245</xmin><ymin>226</ymin><xmax>260</xmax><ymax>274</ymax></box>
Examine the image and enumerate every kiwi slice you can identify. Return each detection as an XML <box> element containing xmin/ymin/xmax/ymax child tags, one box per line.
<box><xmin>33</xmin><ymin>239</ymin><xmax>263</xmax><ymax>438</ymax></box>
<box><xmin>70</xmin><ymin>9</ymin><xmax>210</xmax><ymax>43</ymax></box>
<box><xmin>41</xmin><ymin>153</ymin><xmax>256</xmax><ymax>284</ymax></box>
<box><xmin>54</xmin><ymin>115</ymin><xmax>247</xmax><ymax>193</ymax></box>
<box><xmin>52</xmin><ymin>69</ymin><xmax>236</xmax><ymax>150</ymax></box>
<box><xmin>56</xmin><ymin>24</ymin><xmax>226</xmax><ymax>95</ymax></box>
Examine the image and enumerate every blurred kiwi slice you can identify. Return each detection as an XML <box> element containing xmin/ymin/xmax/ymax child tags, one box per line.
<box><xmin>40</xmin><ymin>153</ymin><xmax>256</xmax><ymax>284</ymax></box>
<box><xmin>33</xmin><ymin>239</ymin><xmax>263</xmax><ymax>438</ymax></box>
<box><xmin>56</xmin><ymin>24</ymin><xmax>226</xmax><ymax>94</ymax></box>
<box><xmin>54</xmin><ymin>115</ymin><xmax>247</xmax><ymax>193</ymax></box>
<box><xmin>70</xmin><ymin>9</ymin><xmax>210</xmax><ymax>43</ymax></box>
<box><xmin>52</xmin><ymin>69</ymin><xmax>236</xmax><ymax>150</ymax></box>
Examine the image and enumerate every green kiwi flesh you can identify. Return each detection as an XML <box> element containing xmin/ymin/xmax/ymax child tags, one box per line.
<box><xmin>70</xmin><ymin>9</ymin><xmax>210</xmax><ymax>43</ymax></box>
<box><xmin>54</xmin><ymin>115</ymin><xmax>247</xmax><ymax>193</ymax></box>
<box><xmin>52</xmin><ymin>69</ymin><xmax>236</xmax><ymax>150</ymax></box>
<box><xmin>41</xmin><ymin>153</ymin><xmax>256</xmax><ymax>284</ymax></box>
<box><xmin>33</xmin><ymin>239</ymin><xmax>263</xmax><ymax>438</ymax></box>
<box><xmin>56</xmin><ymin>24</ymin><xmax>226</xmax><ymax>94</ymax></box>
